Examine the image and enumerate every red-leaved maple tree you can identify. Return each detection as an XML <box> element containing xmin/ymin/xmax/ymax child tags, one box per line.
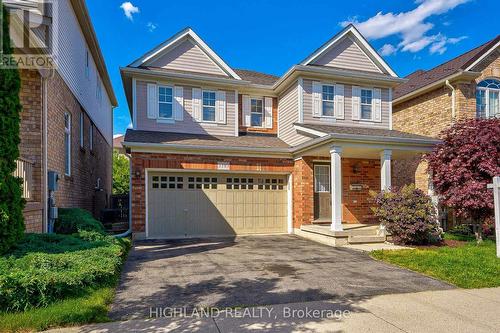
<box><xmin>426</xmin><ymin>118</ymin><xmax>500</xmax><ymax>222</ymax></box>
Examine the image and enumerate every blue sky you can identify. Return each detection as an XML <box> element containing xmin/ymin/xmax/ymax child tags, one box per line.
<box><xmin>85</xmin><ymin>0</ymin><xmax>499</xmax><ymax>135</ymax></box>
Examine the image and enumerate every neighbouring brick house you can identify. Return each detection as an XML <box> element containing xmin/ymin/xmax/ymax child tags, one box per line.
<box><xmin>121</xmin><ymin>25</ymin><xmax>439</xmax><ymax>244</ymax></box>
<box><xmin>392</xmin><ymin>35</ymin><xmax>500</xmax><ymax>229</ymax></box>
<box><xmin>6</xmin><ymin>0</ymin><xmax>117</xmax><ymax>232</ymax></box>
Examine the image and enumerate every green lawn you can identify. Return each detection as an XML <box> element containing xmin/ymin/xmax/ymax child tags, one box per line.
<box><xmin>372</xmin><ymin>239</ymin><xmax>500</xmax><ymax>288</ymax></box>
<box><xmin>0</xmin><ymin>286</ymin><xmax>114</xmax><ymax>333</ymax></box>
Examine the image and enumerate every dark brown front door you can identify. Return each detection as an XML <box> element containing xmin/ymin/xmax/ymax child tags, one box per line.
<box><xmin>313</xmin><ymin>164</ymin><xmax>331</xmax><ymax>220</ymax></box>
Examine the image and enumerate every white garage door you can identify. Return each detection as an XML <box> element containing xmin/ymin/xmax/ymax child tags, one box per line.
<box><xmin>147</xmin><ymin>172</ymin><xmax>288</xmax><ymax>238</ymax></box>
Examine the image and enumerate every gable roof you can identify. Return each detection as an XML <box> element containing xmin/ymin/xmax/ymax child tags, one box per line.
<box><xmin>129</xmin><ymin>27</ymin><xmax>241</xmax><ymax>80</ymax></box>
<box><xmin>300</xmin><ymin>24</ymin><xmax>398</xmax><ymax>77</ymax></box>
<box><xmin>394</xmin><ymin>35</ymin><xmax>500</xmax><ymax>101</ymax></box>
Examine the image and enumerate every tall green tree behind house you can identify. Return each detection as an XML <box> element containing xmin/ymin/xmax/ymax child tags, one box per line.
<box><xmin>0</xmin><ymin>5</ymin><xmax>25</xmax><ymax>253</ymax></box>
<box><xmin>112</xmin><ymin>150</ymin><xmax>129</xmax><ymax>195</ymax></box>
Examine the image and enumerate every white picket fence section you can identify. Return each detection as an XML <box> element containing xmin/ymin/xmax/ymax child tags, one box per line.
<box><xmin>13</xmin><ymin>158</ymin><xmax>34</xmax><ymax>200</ymax></box>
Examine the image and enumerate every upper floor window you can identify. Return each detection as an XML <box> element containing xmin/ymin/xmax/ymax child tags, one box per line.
<box><xmin>89</xmin><ymin>123</ymin><xmax>94</xmax><ymax>152</ymax></box>
<box><xmin>64</xmin><ymin>113</ymin><xmax>71</xmax><ymax>176</ymax></box>
<box><xmin>322</xmin><ymin>85</ymin><xmax>335</xmax><ymax>117</ymax></box>
<box><xmin>85</xmin><ymin>49</ymin><xmax>90</xmax><ymax>79</ymax></box>
<box><xmin>251</xmin><ymin>98</ymin><xmax>263</xmax><ymax>127</ymax></box>
<box><xmin>158</xmin><ymin>86</ymin><xmax>173</xmax><ymax>119</ymax></box>
<box><xmin>202</xmin><ymin>90</ymin><xmax>216</xmax><ymax>122</ymax></box>
<box><xmin>360</xmin><ymin>88</ymin><xmax>373</xmax><ymax>120</ymax></box>
<box><xmin>79</xmin><ymin>112</ymin><xmax>84</xmax><ymax>149</ymax></box>
<box><xmin>476</xmin><ymin>79</ymin><xmax>500</xmax><ymax>118</ymax></box>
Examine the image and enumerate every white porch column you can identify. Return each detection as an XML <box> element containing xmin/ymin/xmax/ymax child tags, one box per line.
<box><xmin>330</xmin><ymin>146</ymin><xmax>343</xmax><ymax>231</ymax></box>
<box><xmin>380</xmin><ymin>149</ymin><xmax>392</xmax><ymax>191</ymax></box>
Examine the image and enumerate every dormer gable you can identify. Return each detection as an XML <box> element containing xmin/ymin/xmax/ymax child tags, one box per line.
<box><xmin>301</xmin><ymin>25</ymin><xmax>398</xmax><ymax>77</ymax></box>
<box><xmin>129</xmin><ymin>27</ymin><xmax>241</xmax><ymax>79</ymax></box>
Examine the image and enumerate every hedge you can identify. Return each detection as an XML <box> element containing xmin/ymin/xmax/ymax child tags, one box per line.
<box><xmin>0</xmin><ymin>209</ymin><xmax>130</xmax><ymax>312</ymax></box>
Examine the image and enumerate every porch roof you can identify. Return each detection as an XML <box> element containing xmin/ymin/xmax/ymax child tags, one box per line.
<box><xmin>294</xmin><ymin>123</ymin><xmax>438</xmax><ymax>142</ymax></box>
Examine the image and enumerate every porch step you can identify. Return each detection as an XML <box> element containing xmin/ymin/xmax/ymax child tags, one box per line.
<box><xmin>347</xmin><ymin>235</ymin><xmax>386</xmax><ymax>244</ymax></box>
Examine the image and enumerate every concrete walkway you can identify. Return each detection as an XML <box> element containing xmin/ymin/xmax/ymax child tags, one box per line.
<box><xmin>45</xmin><ymin>287</ymin><xmax>500</xmax><ymax>333</ymax></box>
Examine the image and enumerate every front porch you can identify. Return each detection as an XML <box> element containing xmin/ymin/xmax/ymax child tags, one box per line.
<box><xmin>291</xmin><ymin>125</ymin><xmax>438</xmax><ymax>244</ymax></box>
<box><xmin>296</xmin><ymin>223</ymin><xmax>388</xmax><ymax>246</ymax></box>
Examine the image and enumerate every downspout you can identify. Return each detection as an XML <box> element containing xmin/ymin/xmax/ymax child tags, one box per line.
<box><xmin>114</xmin><ymin>152</ymin><xmax>132</xmax><ymax>238</ymax></box>
<box><xmin>445</xmin><ymin>80</ymin><xmax>456</xmax><ymax>120</ymax></box>
<box><xmin>40</xmin><ymin>69</ymin><xmax>54</xmax><ymax>233</ymax></box>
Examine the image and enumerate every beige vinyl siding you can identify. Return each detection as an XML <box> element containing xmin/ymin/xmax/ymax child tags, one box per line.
<box><xmin>147</xmin><ymin>39</ymin><xmax>229</xmax><ymax>76</ymax></box>
<box><xmin>278</xmin><ymin>81</ymin><xmax>311</xmax><ymax>146</ymax></box>
<box><xmin>311</xmin><ymin>36</ymin><xmax>381</xmax><ymax>74</ymax></box>
<box><xmin>136</xmin><ymin>81</ymin><xmax>236</xmax><ymax>136</ymax></box>
<box><xmin>302</xmin><ymin>79</ymin><xmax>390</xmax><ymax>129</ymax></box>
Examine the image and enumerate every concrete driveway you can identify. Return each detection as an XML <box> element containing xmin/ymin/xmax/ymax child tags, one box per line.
<box><xmin>110</xmin><ymin>235</ymin><xmax>453</xmax><ymax>320</ymax></box>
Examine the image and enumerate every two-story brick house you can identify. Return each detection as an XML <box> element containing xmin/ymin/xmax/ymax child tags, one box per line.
<box><xmin>121</xmin><ymin>25</ymin><xmax>439</xmax><ymax>242</ymax></box>
<box><xmin>5</xmin><ymin>0</ymin><xmax>117</xmax><ymax>232</ymax></box>
<box><xmin>391</xmin><ymin>35</ymin><xmax>500</xmax><ymax>228</ymax></box>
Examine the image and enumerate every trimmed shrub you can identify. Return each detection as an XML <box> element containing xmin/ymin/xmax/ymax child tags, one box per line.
<box><xmin>0</xmin><ymin>212</ymin><xmax>130</xmax><ymax>312</ymax></box>
<box><xmin>0</xmin><ymin>5</ymin><xmax>25</xmax><ymax>254</ymax></box>
<box><xmin>54</xmin><ymin>208</ymin><xmax>106</xmax><ymax>235</ymax></box>
<box><xmin>371</xmin><ymin>185</ymin><xmax>441</xmax><ymax>245</ymax></box>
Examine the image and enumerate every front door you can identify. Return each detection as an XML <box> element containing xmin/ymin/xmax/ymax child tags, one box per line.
<box><xmin>313</xmin><ymin>164</ymin><xmax>331</xmax><ymax>220</ymax></box>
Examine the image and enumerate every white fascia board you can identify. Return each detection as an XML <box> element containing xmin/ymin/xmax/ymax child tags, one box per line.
<box><xmin>465</xmin><ymin>41</ymin><xmax>500</xmax><ymax>71</ymax></box>
<box><xmin>129</xmin><ymin>28</ymin><xmax>241</xmax><ymax>80</ymax></box>
<box><xmin>300</xmin><ymin>25</ymin><xmax>398</xmax><ymax>78</ymax></box>
<box><xmin>293</xmin><ymin>124</ymin><xmax>327</xmax><ymax>137</ymax></box>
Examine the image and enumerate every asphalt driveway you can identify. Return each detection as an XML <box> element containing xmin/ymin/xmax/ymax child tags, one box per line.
<box><xmin>110</xmin><ymin>235</ymin><xmax>453</xmax><ymax>320</ymax></box>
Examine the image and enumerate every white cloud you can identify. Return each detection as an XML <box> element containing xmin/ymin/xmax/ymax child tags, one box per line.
<box><xmin>379</xmin><ymin>44</ymin><xmax>398</xmax><ymax>56</ymax></box>
<box><xmin>147</xmin><ymin>22</ymin><xmax>157</xmax><ymax>32</ymax></box>
<box><xmin>341</xmin><ymin>0</ymin><xmax>470</xmax><ymax>55</ymax></box>
<box><xmin>120</xmin><ymin>2</ymin><xmax>139</xmax><ymax>21</ymax></box>
<box><xmin>113</xmin><ymin>134</ymin><xmax>123</xmax><ymax>139</ymax></box>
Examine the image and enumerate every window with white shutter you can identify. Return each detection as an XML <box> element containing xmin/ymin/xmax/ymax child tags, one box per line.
<box><xmin>264</xmin><ymin>97</ymin><xmax>273</xmax><ymax>128</ymax></box>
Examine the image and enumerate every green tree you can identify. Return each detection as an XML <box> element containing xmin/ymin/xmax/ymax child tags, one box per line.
<box><xmin>0</xmin><ymin>5</ymin><xmax>25</xmax><ymax>253</ymax></box>
<box><xmin>112</xmin><ymin>150</ymin><xmax>129</xmax><ymax>195</ymax></box>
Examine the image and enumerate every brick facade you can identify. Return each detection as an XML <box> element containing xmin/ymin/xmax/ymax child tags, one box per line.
<box><xmin>19</xmin><ymin>69</ymin><xmax>44</xmax><ymax>232</ymax></box>
<box><xmin>130</xmin><ymin>152</ymin><xmax>294</xmax><ymax>232</ymax></box>
<box><xmin>292</xmin><ymin>156</ymin><xmax>381</xmax><ymax>228</ymax></box>
<box><xmin>46</xmin><ymin>71</ymin><xmax>112</xmax><ymax>216</ymax></box>
<box><xmin>238</xmin><ymin>95</ymin><xmax>278</xmax><ymax>135</ymax></box>
<box><xmin>392</xmin><ymin>48</ymin><xmax>500</xmax><ymax>193</ymax></box>
<box><xmin>16</xmin><ymin>69</ymin><xmax>112</xmax><ymax>232</ymax></box>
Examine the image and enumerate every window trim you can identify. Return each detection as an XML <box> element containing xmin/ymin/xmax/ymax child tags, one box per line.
<box><xmin>79</xmin><ymin>112</ymin><xmax>84</xmax><ymax>149</ymax></box>
<box><xmin>321</xmin><ymin>84</ymin><xmax>335</xmax><ymax>118</ymax></box>
<box><xmin>64</xmin><ymin>112</ymin><xmax>71</xmax><ymax>176</ymax></box>
<box><xmin>314</xmin><ymin>164</ymin><xmax>330</xmax><ymax>193</ymax></box>
<box><xmin>202</xmin><ymin>89</ymin><xmax>217</xmax><ymax>123</ymax></box>
<box><xmin>476</xmin><ymin>85</ymin><xmax>500</xmax><ymax>119</ymax></box>
<box><xmin>158</xmin><ymin>85</ymin><xmax>174</xmax><ymax>120</ymax></box>
<box><xmin>250</xmin><ymin>97</ymin><xmax>264</xmax><ymax>127</ymax></box>
<box><xmin>360</xmin><ymin>87</ymin><xmax>374</xmax><ymax>121</ymax></box>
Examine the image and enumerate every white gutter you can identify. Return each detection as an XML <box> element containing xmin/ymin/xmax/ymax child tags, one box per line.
<box><xmin>445</xmin><ymin>80</ymin><xmax>456</xmax><ymax>119</ymax></box>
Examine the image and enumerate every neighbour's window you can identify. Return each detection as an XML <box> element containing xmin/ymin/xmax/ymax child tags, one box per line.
<box><xmin>85</xmin><ymin>49</ymin><xmax>90</xmax><ymax>78</ymax></box>
<box><xmin>64</xmin><ymin>113</ymin><xmax>71</xmax><ymax>176</ymax></box>
<box><xmin>250</xmin><ymin>98</ymin><xmax>263</xmax><ymax>127</ymax></box>
<box><xmin>314</xmin><ymin>165</ymin><xmax>330</xmax><ymax>192</ymax></box>
<box><xmin>96</xmin><ymin>76</ymin><xmax>102</xmax><ymax>104</ymax></box>
<box><xmin>476</xmin><ymin>79</ymin><xmax>500</xmax><ymax>118</ymax></box>
<box><xmin>361</xmin><ymin>88</ymin><xmax>373</xmax><ymax>120</ymax></box>
<box><xmin>79</xmin><ymin>112</ymin><xmax>84</xmax><ymax>148</ymax></box>
<box><xmin>158</xmin><ymin>86</ymin><xmax>173</xmax><ymax>119</ymax></box>
<box><xmin>322</xmin><ymin>85</ymin><xmax>335</xmax><ymax>117</ymax></box>
<box><xmin>202</xmin><ymin>90</ymin><xmax>216</xmax><ymax>122</ymax></box>
<box><xmin>89</xmin><ymin>123</ymin><xmax>94</xmax><ymax>152</ymax></box>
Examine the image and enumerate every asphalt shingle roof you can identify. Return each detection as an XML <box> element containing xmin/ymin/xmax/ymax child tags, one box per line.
<box><xmin>234</xmin><ymin>69</ymin><xmax>280</xmax><ymax>86</ymax></box>
<box><xmin>394</xmin><ymin>35</ymin><xmax>500</xmax><ymax>100</ymax></box>
<box><xmin>124</xmin><ymin>130</ymin><xmax>290</xmax><ymax>149</ymax></box>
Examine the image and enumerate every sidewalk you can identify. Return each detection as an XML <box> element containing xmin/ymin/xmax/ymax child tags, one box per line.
<box><xmin>44</xmin><ymin>287</ymin><xmax>500</xmax><ymax>333</ymax></box>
